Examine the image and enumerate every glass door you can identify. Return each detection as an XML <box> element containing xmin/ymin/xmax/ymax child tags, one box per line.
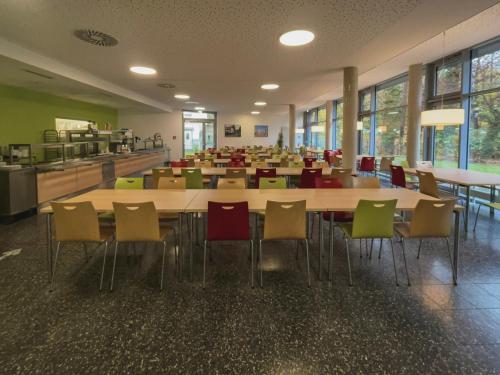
<box><xmin>182</xmin><ymin>111</ymin><xmax>217</xmax><ymax>156</ymax></box>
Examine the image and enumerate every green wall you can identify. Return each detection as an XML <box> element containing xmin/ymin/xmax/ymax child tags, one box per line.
<box><xmin>0</xmin><ymin>84</ymin><xmax>118</xmax><ymax>145</ymax></box>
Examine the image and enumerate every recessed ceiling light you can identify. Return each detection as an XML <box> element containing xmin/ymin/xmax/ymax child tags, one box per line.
<box><xmin>261</xmin><ymin>83</ymin><xmax>279</xmax><ymax>90</ymax></box>
<box><xmin>186</xmin><ymin>101</ymin><xmax>198</xmax><ymax>104</ymax></box>
<box><xmin>129</xmin><ymin>66</ymin><xmax>157</xmax><ymax>75</ymax></box>
<box><xmin>279</xmin><ymin>30</ymin><xmax>315</xmax><ymax>46</ymax></box>
<box><xmin>195</xmin><ymin>106</ymin><xmax>205</xmax><ymax>110</ymax></box>
<box><xmin>254</xmin><ymin>101</ymin><xmax>267</xmax><ymax>106</ymax></box>
<box><xmin>174</xmin><ymin>94</ymin><xmax>190</xmax><ymax>100</ymax></box>
<box><xmin>251</xmin><ymin>111</ymin><xmax>260</xmax><ymax>115</ymax></box>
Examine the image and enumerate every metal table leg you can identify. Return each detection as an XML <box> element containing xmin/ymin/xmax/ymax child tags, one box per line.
<box><xmin>319</xmin><ymin>212</ymin><xmax>323</xmax><ymax>280</ymax></box>
<box><xmin>178</xmin><ymin>212</ymin><xmax>183</xmax><ymax>281</ymax></box>
<box><xmin>464</xmin><ymin>185</ymin><xmax>470</xmax><ymax>232</ymax></box>
<box><xmin>46</xmin><ymin>213</ymin><xmax>53</xmax><ymax>282</ymax></box>
<box><xmin>453</xmin><ymin>209</ymin><xmax>460</xmax><ymax>285</ymax></box>
<box><xmin>329</xmin><ymin>212</ymin><xmax>334</xmax><ymax>284</ymax></box>
<box><xmin>491</xmin><ymin>186</ymin><xmax>496</xmax><ymax>217</ymax></box>
<box><xmin>190</xmin><ymin>213</ymin><xmax>194</xmax><ymax>281</ymax></box>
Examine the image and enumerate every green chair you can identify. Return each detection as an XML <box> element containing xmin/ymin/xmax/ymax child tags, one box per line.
<box><xmin>338</xmin><ymin>199</ymin><xmax>405</xmax><ymax>286</ymax></box>
<box><xmin>181</xmin><ymin>168</ymin><xmax>203</xmax><ymax>189</ymax></box>
<box><xmin>259</xmin><ymin>177</ymin><xmax>287</xmax><ymax>189</ymax></box>
<box><xmin>114</xmin><ymin>177</ymin><xmax>144</xmax><ymax>189</ymax></box>
<box><xmin>474</xmin><ymin>202</ymin><xmax>500</xmax><ymax>231</ymax></box>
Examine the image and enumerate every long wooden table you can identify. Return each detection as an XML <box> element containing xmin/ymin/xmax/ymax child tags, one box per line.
<box><xmin>404</xmin><ymin>167</ymin><xmax>500</xmax><ymax>231</ymax></box>
<box><xmin>41</xmin><ymin>188</ymin><xmax>461</xmax><ymax>285</ymax></box>
<box><xmin>143</xmin><ymin>167</ymin><xmax>333</xmax><ymax>177</ymax></box>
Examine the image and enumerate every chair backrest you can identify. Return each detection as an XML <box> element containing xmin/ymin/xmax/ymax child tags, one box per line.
<box><xmin>303</xmin><ymin>157</ymin><xmax>317</xmax><ymax>168</ymax></box>
<box><xmin>114</xmin><ymin>177</ymin><xmax>144</xmax><ymax>190</ymax></box>
<box><xmin>351</xmin><ymin>199</ymin><xmax>397</xmax><ymax>239</ymax></box>
<box><xmin>323</xmin><ymin>150</ymin><xmax>333</xmax><ymax>162</ymax></box>
<box><xmin>157</xmin><ymin>177</ymin><xmax>186</xmax><ymax>189</ymax></box>
<box><xmin>255</xmin><ymin>168</ymin><xmax>277</xmax><ymax>188</ymax></box>
<box><xmin>259</xmin><ymin>177</ymin><xmax>287</xmax><ymax>189</ymax></box>
<box><xmin>299</xmin><ymin>168</ymin><xmax>322</xmax><ymax>188</ymax></box>
<box><xmin>331</xmin><ymin>168</ymin><xmax>353</xmax><ymax>188</ymax></box>
<box><xmin>264</xmin><ymin>200</ymin><xmax>306</xmax><ymax>240</ymax></box>
<box><xmin>181</xmin><ymin>168</ymin><xmax>203</xmax><ymax>189</ymax></box>
<box><xmin>352</xmin><ymin>176</ymin><xmax>381</xmax><ymax>188</ymax></box>
<box><xmin>51</xmin><ymin>201</ymin><xmax>101</xmax><ymax>242</ymax></box>
<box><xmin>359</xmin><ymin>157</ymin><xmax>376</xmax><ymax>172</ymax></box>
<box><xmin>312</xmin><ymin>161</ymin><xmax>328</xmax><ymax>169</ymax></box>
<box><xmin>288</xmin><ymin>160</ymin><xmax>305</xmax><ymax>168</ymax></box>
<box><xmin>251</xmin><ymin>161</ymin><xmax>267</xmax><ymax>168</ymax></box>
<box><xmin>379</xmin><ymin>157</ymin><xmax>394</xmax><ymax>172</ymax></box>
<box><xmin>225</xmin><ymin>168</ymin><xmax>246</xmax><ymax>178</ymax></box>
<box><xmin>410</xmin><ymin>199</ymin><xmax>456</xmax><ymax>237</ymax></box>
<box><xmin>231</xmin><ymin>155</ymin><xmax>244</xmax><ymax>163</ymax></box>
<box><xmin>390</xmin><ymin>165</ymin><xmax>406</xmax><ymax>188</ymax></box>
<box><xmin>113</xmin><ymin>201</ymin><xmax>161</xmax><ymax>241</ymax></box>
<box><xmin>171</xmin><ymin>160</ymin><xmax>188</xmax><ymax>168</ymax></box>
<box><xmin>417</xmin><ymin>171</ymin><xmax>439</xmax><ymax>198</ymax></box>
<box><xmin>314</xmin><ymin>176</ymin><xmax>343</xmax><ymax>188</ymax></box>
<box><xmin>280</xmin><ymin>157</ymin><xmax>289</xmax><ymax>167</ymax></box>
<box><xmin>217</xmin><ymin>178</ymin><xmax>246</xmax><ymax>189</ymax></box>
<box><xmin>195</xmin><ymin>160</ymin><xmax>212</xmax><ymax>168</ymax></box>
<box><xmin>152</xmin><ymin>168</ymin><xmax>174</xmax><ymax>188</ymax></box>
<box><xmin>181</xmin><ymin>158</ymin><xmax>195</xmax><ymax>167</ymax></box>
<box><xmin>228</xmin><ymin>160</ymin><xmax>245</xmax><ymax>167</ymax></box>
<box><xmin>207</xmin><ymin>201</ymin><xmax>250</xmax><ymax>241</ymax></box>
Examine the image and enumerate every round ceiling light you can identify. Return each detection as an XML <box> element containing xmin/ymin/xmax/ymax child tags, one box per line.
<box><xmin>261</xmin><ymin>83</ymin><xmax>279</xmax><ymax>90</ymax></box>
<box><xmin>254</xmin><ymin>101</ymin><xmax>267</xmax><ymax>106</ymax></box>
<box><xmin>279</xmin><ymin>30</ymin><xmax>315</xmax><ymax>46</ymax></box>
<box><xmin>174</xmin><ymin>94</ymin><xmax>190</xmax><ymax>100</ymax></box>
<box><xmin>130</xmin><ymin>66</ymin><xmax>157</xmax><ymax>75</ymax></box>
<box><xmin>251</xmin><ymin>111</ymin><xmax>260</xmax><ymax>115</ymax></box>
<box><xmin>195</xmin><ymin>106</ymin><xmax>205</xmax><ymax>110</ymax></box>
<box><xmin>74</xmin><ymin>29</ymin><xmax>118</xmax><ymax>47</ymax></box>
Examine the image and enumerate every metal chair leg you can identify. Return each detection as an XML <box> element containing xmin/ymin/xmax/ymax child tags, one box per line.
<box><xmin>173</xmin><ymin>227</ymin><xmax>179</xmax><ymax>266</ymax></box>
<box><xmin>401</xmin><ymin>238</ymin><xmax>411</xmax><ymax>286</ymax></box>
<box><xmin>259</xmin><ymin>239</ymin><xmax>263</xmax><ymax>288</ymax></box>
<box><xmin>160</xmin><ymin>241</ymin><xmax>167</xmax><ymax>290</ymax></box>
<box><xmin>417</xmin><ymin>239</ymin><xmax>423</xmax><ymax>259</ymax></box>
<box><xmin>473</xmin><ymin>204</ymin><xmax>482</xmax><ymax>232</ymax></box>
<box><xmin>389</xmin><ymin>238</ymin><xmax>399</xmax><ymax>286</ymax></box>
<box><xmin>83</xmin><ymin>242</ymin><xmax>89</xmax><ymax>262</ymax></box>
<box><xmin>50</xmin><ymin>241</ymin><xmax>62</xmax><ymax>291</ymax></box>
<box><xmin>305</xmin><ymin>239</ymin><xmax>311</xmax><ymax>287</ymax></box>
<box><xmin>110</xmin><ymin>242</ymin><xmax>119</xmax><ymax>291</ymax></box>
<box><xmin>203</xmin><ymin>240</ymin><xmax>207</xmax><ymax>289</ymax></box>
<box><xmin>250</xmin><ymin>240</ymin><xmax>254</xmax><ymax>288</ymax></box>
<box><xmin>369</xmin><ymin>239</ymin><xmax>374</xmax><ymax>259</ymax></box>
<box><xmin>359</xmin><ymin>239</ymin><xmax>362</xmax><ymax>258</ymax></box>
<box><xmin>295</xmin><ymin>241</ymin><xmax>299</xmax><ymax>260</ymax></box>
<box><xmin>378</xmin><ymin>239</ymin><xmax>383</xmax><ymax>259</ymax></box>
<box><xmin>329</xmin><ymin>217</ymin><xmax>334</xmax><ymax>282</ymax></box>
<box><xmin>445</xmin><ymin>237</ymin><xmax>457</xmax><ymax>285</ymax></box>
<box><xmin>99</xmin><ymin>241</ymin><xmax>108</xmax><ymax>291</ymax></box>
<box><xmin>345</xmin><ymin>238</ymin><xmax>353</xmax><ymax>286</ymax></box>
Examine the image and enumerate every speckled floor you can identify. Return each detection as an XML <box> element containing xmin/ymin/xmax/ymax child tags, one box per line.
<box><xmin>1</xmin><ymin>200</ymin><xmax>500</xmax><ymax>374</ymax></box>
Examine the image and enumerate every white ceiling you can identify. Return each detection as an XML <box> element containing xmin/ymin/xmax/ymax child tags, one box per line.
<box><xmin>0</xmin><ymin>0</ymin><xmax>498</xmax><ymax>115</ymax></box>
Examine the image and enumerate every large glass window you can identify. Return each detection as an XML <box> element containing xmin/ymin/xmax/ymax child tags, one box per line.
<box><xmin>435</xmin><ymin>60</ymin><xmax>462</xmax><ymax>95</ymax></box>
<box><xmin>359</xmin><ymin>116</ymin><xmax>371</xmax><ymax>155</ymax></box>
<box><xmin>471</xmin><ymin>45</ymin><xmax>500</xmax><ymax>92</ymax></box>
<box><xmin>431</xmin><ymin>102</ymin><xmax>461</xmax><ymax>168</ymax></box>
<box><xmin>334</xmin><ymin>101</ymin><xmax>343</xmax><ymax>149</ymax></box>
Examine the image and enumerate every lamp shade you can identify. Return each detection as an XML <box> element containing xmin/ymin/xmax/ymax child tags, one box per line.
<box><xmin>295</xmin><ymin>128</ymin><xmax>304</xmax><ymax>134</ymax></box>
<box><xmin>357</xmin><ymin>121</ymin><xmax>363</xmax><ymax>131</ymax></box>
<box><xmin>311</xmin><ymin>125</ymin><xmax>324</xmax><ymax>133</ymax></box>
<box><xmin>421</xmin><ymin>108</ymin><xmax>465</xmax><ymax>126</ymax></box>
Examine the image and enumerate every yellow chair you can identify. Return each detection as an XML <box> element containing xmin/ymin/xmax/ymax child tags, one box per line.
<box><xmin>195</xmin><ymin>160</ymin><xmax>212</xmax><ymax>168</ymax></box>
<box><xmin>111</xmin><ymin>201</ymin><xmax>173</xmax><ymax>291</ymax></box>
<box><xmin>152</xmin><ymin>168</ymin><xmax>174</xmax><ymax>189</ymax></box>
<box><xmin>352</xmin><ymin>176</ymin><xmax>381</xmax><ymax>188</ymax></box>
<box><xmin>50</xmin><ymin>201</ymin><xmax>113</xmax><ymax>291</ymax></box>
<box><xmin>259</xmin><ymin>200</ymin><xmax>310</xmax><ymax>287</ymax></box>
<box><xmin>394</xmin><ymin>199</ymin><xmax>457</xmax><ymax>285</ymax></box>
<box><xmin>217</xmin><ymin>178</ymin><xmax>246</xmax><ymax>189</ymax></box>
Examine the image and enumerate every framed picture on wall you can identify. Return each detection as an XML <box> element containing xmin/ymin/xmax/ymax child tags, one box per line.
<box><xmin>254</xmin><ymin>125</ymin><xmax>268</xmax><ymax>137</ymax></box>
<box><xmin>224</xmin><ymin>124</ymin><xmax>241</xmax><ymax>137</ymax></box>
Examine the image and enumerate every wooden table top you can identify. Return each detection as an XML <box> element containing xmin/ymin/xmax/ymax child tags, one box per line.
<box><xmin>143</xmin><ymin>167</ymin><xmax>333</xmax><ymax>176</ymax></box>
<box><xmin>404</xmin><ymin>167</ymin><xmax>500</xmax><ymax>186</ymax></box>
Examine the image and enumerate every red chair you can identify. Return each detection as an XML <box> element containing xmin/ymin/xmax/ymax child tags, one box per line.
<box><xmin>323</xmin><ymin>150</ymin><xmax>333</xmax><ymax>162</ymax></box>
<box><xmin>231</xmin><ymin>156</ymin><xmax>245</xmax><ymax>163</ymax></box>
<box><xmin>171</xmin><ymin>160</ymin><xmax>188</xmax><ymax>168</ymax></box>
<box><xmin>204</xmin><ymin>201</ymin><xmax>252</xmax><ymax>287</ymax></box>
<box><xmin>359</xmin><ymin>156</ymin><xmax>376</xmax><ymax>174</ymax></box>
<box><xmin>255</xmin><ymin>168</ymin><xmax>276</xmax><ymax>188</ymax></box>
<box><xmin>299</xmin><ymin>168</ymin><xmax>322</xmax><ymax>188</ymax></box>
<box><xmin>236</xmin><ymin>148</ymin><xmax>245</xmax><ymax>154</ymax></box>
<box><xmin>303</xmin><ymin>157</ymin><xmax>317</xmax><ymax>168</ymax></box>
<box><xmin>228</xmin><ymin>160</ymin><xmax>245</xmax><ymax>167</ymax></box>
<box><xmin>216</xmin><ymin>152</ymin><xmax>223</xmax><ymax>158</ymax></box>
<box><xmin>336</xmin><ymin>149</ymin><xmax>342</xmax><ymax>155</ymax></box>
<box><xmin>314</xmin><ymin>176</ymin><xmax>352</xmax><ymax>223</ymax></box>
<box><xmin>390</xmin><ymin>165</ymin><xmax>415</xmax><ymax>189</ymax></box>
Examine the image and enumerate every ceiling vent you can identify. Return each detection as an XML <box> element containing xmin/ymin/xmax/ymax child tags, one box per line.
<box><xmin>74</xmin><ymin>29</ymin><xmax>118</xmax><ymax>47</ymax></box>
<box><xmin>158</xmin><ymin>83</ymin><xmax>176</xmax><ymax>89</ymax></box>
<box><xmin>22</xmin><ymin>69</ymin><xmax>53</xmax><ymax>79</ymax></box>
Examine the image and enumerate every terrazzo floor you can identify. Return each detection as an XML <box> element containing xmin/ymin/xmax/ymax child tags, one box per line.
<box><xmin>1</xmin><ymin>199</ymin><xmax>500</xmax><ymax>374</ymax></box>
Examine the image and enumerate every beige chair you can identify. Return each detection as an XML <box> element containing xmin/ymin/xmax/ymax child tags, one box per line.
<box><xmin>378</xmin><ymin>157</ymin><xmax>394</xmax><ymax>175</ymax></box>
<box><xmin>352</xmin><ymin>176</ymin><xmax>381</xmax><ymax>188</ymax></box>
<box><xmin>111</xmin><ymin>201</ymin><xmax>172</xmax><ymax>291</ymax></box>
<box><xmin>225</xmin><ymin>168</ymin><xmax>247</xmax><ymax>179</ymax></box>
<box><xmin>394</xmin><ymin>199</ymin><xmax>457</xmax><ymax>285</ymax></box>
<box><xmin>331</xmin><ymin>168</ymin><xmax>353</xmax><ymax>188</ymax></box>
<box><xmin>195</xmin><ymin>160</ymin><xmax>212</xmax><ymax>168</ymax></box>
<box><xmin>157</xmin><ymin>177</ymin><xmax>186</xmax><ymax>190</ymax></box>
<box><xmin>217</xmin><ymin>178</ymin><xmax>246</xmax><ymax>189</ymax></box>
<box><xmin>416</xmin><ymin>171</ymin><xmax>440</xmax><ymax>198</ymax></box>
<box><xmin>259</xmin><ymin>200</ymin><xmax>310</xmax><ymax>287</ymax></box>
<box><xmin>251</xmin><ymin>161</ymin><xmax>267</xmax><ymax>168</ymax></box>
<box><xmin>50</xmin><ymin>201</ymin><xmax>113</xmax><ymax>291</ymax></box>
<box><xmin>152</xmin><ymin>168</ymin><xmax>174</xmax><ymax>189</ymax></box>
<box><xmin>312</xmin><ymin>161</ymin><xmax>328</xmax><ymax>169</ymax></box>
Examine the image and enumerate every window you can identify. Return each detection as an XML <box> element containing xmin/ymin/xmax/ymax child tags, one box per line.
<box><xmin>360</xmin><ymin>92</ymin><xmax>371</xmax><ymax>112</ymax></box>
<box><xmin>376</xmin><ymin>80</ymin><xmax>408</xmax><ymax>110</ymax></box>
<box><xmin>334</xmin><ymin>101</ymin><xmax>343</xmax><ymax>149</ymax></box>
<box><xmin>471</xmin><ymin>44</ymin><xmax>500</xmax><ymax>92</ymax></box>
<box><xmin>359</xmin><ymin>116</ymin><xmax>371</xmax><ymax>155</ymax></box>
<box><xmin>432</xmin><ymin>102</ymin><xmax>462</xmax><ymax>168</ymax></box>
<box><xmin>435</xmin><ymin>60</ymin><xmax>462</xmax><ymax>95</ymax></box>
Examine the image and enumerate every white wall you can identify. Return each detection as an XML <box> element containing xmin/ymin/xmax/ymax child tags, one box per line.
<box><xmin>119</xmin><ymin>110</ymin><xmax>290</xmax><ymax>160</ymax></box>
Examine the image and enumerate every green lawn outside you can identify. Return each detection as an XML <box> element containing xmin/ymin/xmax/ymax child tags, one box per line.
<box><xmin>434</xmin><ymin>160</ymin><xmax>500</xmax><ymax>174</ymax></box>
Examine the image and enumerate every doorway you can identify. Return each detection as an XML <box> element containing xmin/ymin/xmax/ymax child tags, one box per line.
<box><xmin>182</xmin><ymin>111</ymin><xmax>216</xmax><ymax>156</ymax></box>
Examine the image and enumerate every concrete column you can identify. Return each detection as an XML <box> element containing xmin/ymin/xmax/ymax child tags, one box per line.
<box><xmin>325</xmin><ymin>100</ymin><xmax>333</xmax><ymax>150</ymax></box>
<box><xmin>407</xmin><ymin>63</ymin><xmax>423</xmax><ymax>167</ymax></box>
<box><xmin>289</xmin><ymin>104</ymin><xmax>296</xmax><ymax>151</ymax></box>
<box><xmin>342</xmin><ymin>67</ymin><xmax>358</xmax><ymax>170</ymax></box>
